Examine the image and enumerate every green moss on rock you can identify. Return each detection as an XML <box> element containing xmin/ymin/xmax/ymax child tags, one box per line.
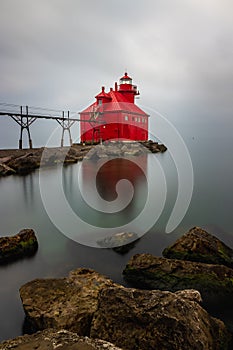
<box><xmin>0</xmin><ymin>229</ymin><xmax>38</xmax><ymax>264</ymax></box>
<box><xmin>123</xmin><ymin>254</ymin><xmax>233</xmax><ymax>306</ymax></box>
<box><xmin>162</xmin><ymin>227</ymin><xmax>233</xmax><ymax>268</ymax></box>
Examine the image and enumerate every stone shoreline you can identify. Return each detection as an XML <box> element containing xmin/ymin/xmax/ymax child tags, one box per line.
<box><xmin>1</xmin><ymin>227</ymin><xmax>233</xmax><ymax>349</ymax></box>
<box><xmin>0</xmin><ymin>141</ymin><xmax>167</xmax><ymax>177</ymax></box>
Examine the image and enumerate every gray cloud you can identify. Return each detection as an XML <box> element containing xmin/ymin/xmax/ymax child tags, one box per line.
<box><xmin>0</xmin><ymin>0</ymin><xmax>233</xmax><ymax>147</ymax></box>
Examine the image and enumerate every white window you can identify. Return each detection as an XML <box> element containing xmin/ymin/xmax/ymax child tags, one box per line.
<box><xmin>125</xmin><ymin>115</ymin><xmax>129</xmax><ymax>121</ymax></box>
<box><xmin>138</xmin><ymin>117</ymin><xmax>141</xmax><ymax>123</ymax></box>
<box><xmin>98</xmin><ymin>99</ymin><xmax>102</xmax><ymax>105</ymax></box>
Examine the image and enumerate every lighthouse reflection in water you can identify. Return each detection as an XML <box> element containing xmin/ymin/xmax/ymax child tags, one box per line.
<box><xmin>62</xmin><ymin>144</ymin><xmax>166</xmax><ymax>248</ymax></box>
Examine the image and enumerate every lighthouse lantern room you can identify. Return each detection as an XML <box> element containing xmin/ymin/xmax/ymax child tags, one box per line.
<box><xmin>80</xmin><ymin>72</ymin><xmax>149</xmax><ymax>143</ymax></box>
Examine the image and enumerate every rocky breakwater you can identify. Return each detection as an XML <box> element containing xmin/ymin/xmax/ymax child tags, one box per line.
<box><xmin>0</xmin><ymin>145</ymin><xmax>90</xmax><ymax>176</ymax></box>
<box><xmin>123</xmin><ymin>227</ymin><xmax>233</xmax><ymax>308</ymax></box>
<box><xmin>84</xmin><ymin>140</ymin><xmax>167</xmax><ymax>160</ymax></box>
<box><xmin>0</xmin><ymin>141</ymin><xmax>166</xmax><ymax>177</ymax></box>
<box><xmin>18</xmin><ymin>266</ymin><xmax>232</xmax><ymax>349</ymax></box>
<box><xmin>0</xmin><ymin>229</ymin><xmax>38</xmax><ymax>264</ymax></box>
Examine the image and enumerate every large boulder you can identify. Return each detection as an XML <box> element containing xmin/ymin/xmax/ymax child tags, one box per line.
<box><xmin>20</xmin><ymin>268</ymin><xmax>118</xmax><ymax>335</ymax></box>
<box><xmin>123</xmin><ymin>254</ymin><xmax>233</xmax><ymax>305</ymax></box>
<box><xmin>0</xmin><ymin>229</ymin><xmax>38</xmax><ymax>264</ymax></box>
<box><xmin>163</xmin><ymin>227</ymin><xmax>233</xmax><ymax>268</ymax></box>
<box><xmin>91</xmin><ymin>286</ymin><xmax>231</xmax><ymax>350</ymax></box>
<box><xmin>0</xmin><ymin>329</ymin><xmax>123</xmax><ymax>350</ymax></box>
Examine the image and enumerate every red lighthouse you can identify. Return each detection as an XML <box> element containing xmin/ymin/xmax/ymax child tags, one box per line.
<box><xmin>80</xmin><ymin>72</ymin><xmax>149</xmax><ymax>143</ymax></box>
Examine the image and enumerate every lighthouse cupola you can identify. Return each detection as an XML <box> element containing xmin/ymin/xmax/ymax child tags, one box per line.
<box><xmin>120</xmin><ymin>72</ymin><xmax>133</xmax><ymax>85</ymax></box>
<box><xmin>119</xmin><ymin>72</ymin><xmax>139</xmax><ymax>103</ymax></box>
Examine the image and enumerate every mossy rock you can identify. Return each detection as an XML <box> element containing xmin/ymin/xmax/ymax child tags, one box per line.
<box><xmin>0</xmin><ymin>229</ymin><xmax>38</xmax><ymax>264</ymax></box>
<box><xmin>162</xmin><ymin>227</ymin><xmax>233</xmax><ymax>268</ymax></box>
<box><xmin>123</xmin><ymin>254</ymin><xmax>233</xmax><ymax>306</ymax></box>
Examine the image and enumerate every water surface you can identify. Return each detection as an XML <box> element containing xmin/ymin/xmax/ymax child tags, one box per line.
<box><xmin>1</xmin><ymin>136</ymin><xmax>233</xmax><ymax>340</ymax></box>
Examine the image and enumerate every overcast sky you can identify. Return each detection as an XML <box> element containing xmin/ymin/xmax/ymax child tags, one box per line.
<box><xmin>0</xmin><ymin>0</ymin><xmax>233</xmax><ymax>148</ymax></box>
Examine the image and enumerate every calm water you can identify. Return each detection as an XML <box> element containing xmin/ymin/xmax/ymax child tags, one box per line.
<box><xmin>1</xmin><ymin>135</ymin><xmax>233</xmax><ymax>341</ymax></box>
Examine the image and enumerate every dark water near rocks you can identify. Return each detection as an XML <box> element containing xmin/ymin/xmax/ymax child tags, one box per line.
<box><xmin>1</xmin><ymin>132</ymin><xmax>233</xmax><ymax>341</ymax></box>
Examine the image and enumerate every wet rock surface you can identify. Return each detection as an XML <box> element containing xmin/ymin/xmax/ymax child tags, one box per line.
<box><xmin>0</xmin><ymin>329</ymin><xmax>123</xmax><ymax>350</ymax></box>
<box><xmin>123</xmin><ymin>253</ymin><xmax>233</xmax><ymax>305</ymax></box>
<box><xmin>91</xmin><ymin>286</ymin><xmax>231</xmax><ymax>350</ymax></box>
<box><xmin>0</xmin><ymin>229</ymin><xmax>38</xmax><ymax>264</ymax></box>
<box><xmin>163</xmin><ymin>226</ymin><xmax>233</xmax><ymax>268</ymax></box>
<box><xmin>20</xmin><ymin>268</ymin><xmax>118</xmax><ymax>335</ymax></box>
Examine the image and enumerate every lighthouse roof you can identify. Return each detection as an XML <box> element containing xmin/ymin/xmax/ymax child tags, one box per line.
<box><xmin>120</xmin><ymin>72</ymin><xmax>132</xmax><ymax>81</ymax></box>
<box><xmin>95</xmin><ymin>86</ymin><xmax>111</xmax><ymax>100</ymax></box>
<box><xmin>95</xmin><ymin>91</ymin><xmax>111</xmax><ymax>99</ymax></box>
<box><xmin>81</xmin><ymin>91</ymin><xmax>148</xmax><ymax>116</ymax></box>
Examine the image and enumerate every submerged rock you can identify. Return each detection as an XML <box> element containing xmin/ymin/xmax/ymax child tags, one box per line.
<box><xmin>20</xmin><ymin>268</ymin><xmax>117</xmax><ymax>335</ymax></box>
<box><xmin>91</xmin><ymin>286</ymin><xmax>231</xmax><ymax>350</ymax></box>
<box><xmin>163</xmin><ymin>226</ymin><xmax>233</xmax><ymax>268</ymax></box>
<box><xmin>112</xmin><ymin>240</ymin><xmax>139</xmax><ymax>254</ymax></box>
<box><xmin>0</xmin><ymin>229</ymin><xmax>38</xmax><ymax>264</ymax></box>
<box><xmin>97</xmin><ymin>232</ymin><xmax>140</xmax><ymax>254</ymax></box>
<box><xmin>0</xmin><ymin>329</ymin><xmax>123</xmax><ymax>350</ymax></box>
<box><xmin>123</xmin><ymin>254</ymin><xmax>233</xmax><ymax>305</ymax></box>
